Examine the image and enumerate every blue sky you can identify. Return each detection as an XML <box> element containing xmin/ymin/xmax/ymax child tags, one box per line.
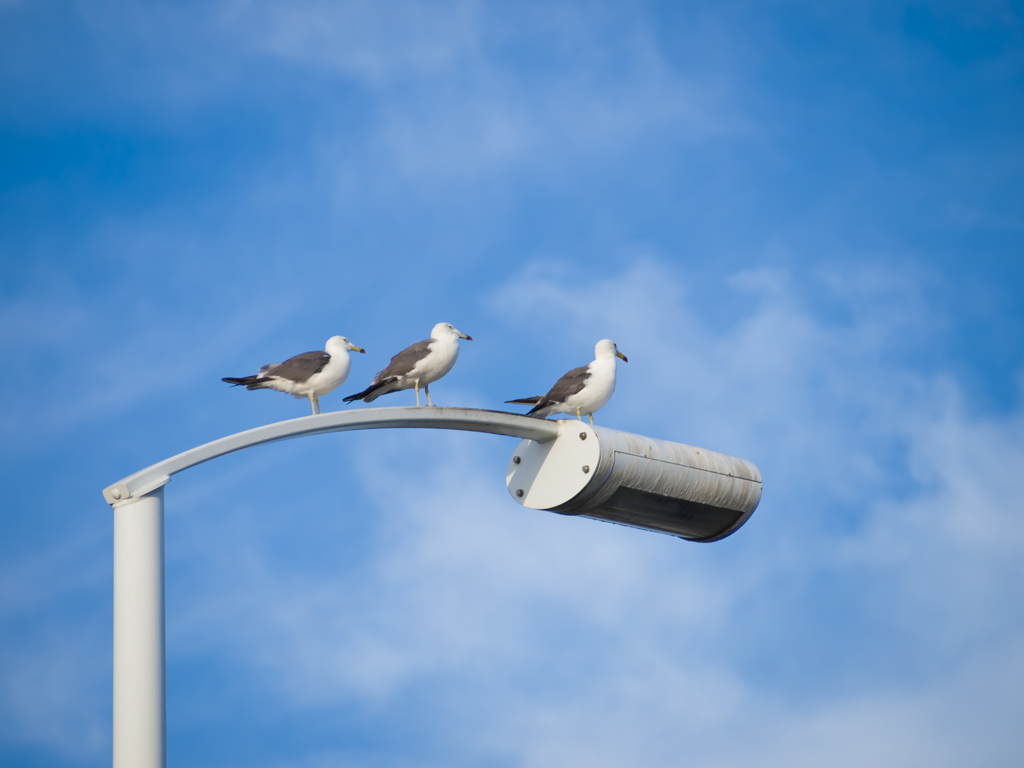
<box><xmin>2</xmin><ymin>1</ymin><xmax>1023</xmax><ymax>766</ymax></box>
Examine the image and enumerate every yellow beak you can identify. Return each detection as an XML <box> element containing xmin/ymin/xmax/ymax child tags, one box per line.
<box><xmin>616</xmin><ymin>351</ymin><xmax>628</xmax><ymax>362</ymax></box>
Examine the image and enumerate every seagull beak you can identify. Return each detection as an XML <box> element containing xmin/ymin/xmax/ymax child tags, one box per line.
<box><xmin>616</xmin><ymin>351</ymin><xmax>628</xmax><ymax>362</ymax></box>
<box><xmin>352</xmin><ymin>346</ymin><xmax>366</xmax><ymax>354</ymax></box>
<box><xmin>459</xmin><ymin>332</ymin><xmax>473</xmax><ymax>341</ymax></box>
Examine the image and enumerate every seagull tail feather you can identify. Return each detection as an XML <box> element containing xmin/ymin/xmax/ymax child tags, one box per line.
<box><xmin>505</xmin><ymin>396</ymin><xmax>542</xmax><ymax>405</ymax></box>
<box><xmin>222</xmin><ymin>375</ymin><xmax>265</xmax><ymax>390</ymax></box>
<box><xmin>343</xmin><ymin>377</ymin><xmax>399</xmax><ymax>403</ymax></box>
<box><xmin>526</xmin><ymin>400</ymin><xmax>553</xmax><ymax>416</ymax></box>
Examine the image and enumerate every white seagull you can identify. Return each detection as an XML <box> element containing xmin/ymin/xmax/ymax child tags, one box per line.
<box><xmin>344</xmin><ymin>322</ymin><xmax>472</xmax><ymax>406</ymax></box>
<box><xmin>223</xmin><ymin>336</ymin><xmax>366</xmax><ymax>415</ymax></box>
<box><xmin>506</xmin><ymin>339</ymin><xmax>628</xmax><ymax>424</ymax></box>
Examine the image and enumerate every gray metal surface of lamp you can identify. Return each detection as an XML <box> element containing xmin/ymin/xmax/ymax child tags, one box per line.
<box><xmin>102</xmin><ymin>406</ymin><xmax>763</xmax><ymax>768</ymax></box>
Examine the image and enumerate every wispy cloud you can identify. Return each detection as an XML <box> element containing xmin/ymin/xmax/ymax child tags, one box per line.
<box><xmin>0</xmin><ymin>531</ymin><xmax>110</xmax><ymax>758</ymax></box>
<box><xmin>3</xmin><ymin>1</ymin><xmax>747</xmax><ymax>180</ymax></box>
<box><xmin>235</xmin><ymin>0</ymin><xmax>482</xmax><ymax>84</ymax></box>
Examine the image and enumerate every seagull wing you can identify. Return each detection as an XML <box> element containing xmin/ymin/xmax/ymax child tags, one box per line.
<box><xmin>538</xmin><ymin>365</ymin><xmax>591</xmax><ymax>406</ymax></box>
<box><xmin>372</xmin><ymin>339</ymin><xmax>433</xmax><ymax>383</ymax></box>
<box><xmin>507</xmin><ymin>365</ymin><xmax>592</xmax><ymax>412</ymax></box>
<box><xmin>266</xmin><ymin>351</ymin><xmax>331</xmax><ymax>383</ymax></box>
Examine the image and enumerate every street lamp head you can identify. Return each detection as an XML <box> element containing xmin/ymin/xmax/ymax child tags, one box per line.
<box><xmin>507</xmin><ymin>421</ymin><xmax>761</xmax><ymax>542</ymax></box>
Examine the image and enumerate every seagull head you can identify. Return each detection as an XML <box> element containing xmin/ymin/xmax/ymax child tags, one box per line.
<box><xmin>327</xmin><ymin>336</ymin><xmax>366</xmax><ymax>354</ymax></box>
<box><xmin>596</xmin><ymin>339</ymin><xmax>627</xmax><ymax>363</ymax></box>
<box><xmin>432</xmin><ymin>322</ymin><xmax>473</xmax><ymax>342</ymax></box>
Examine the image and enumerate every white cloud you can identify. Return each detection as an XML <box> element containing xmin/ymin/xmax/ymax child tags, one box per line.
<box><xmin>0</xmin><ymin>628</ymin><xmax>109</xmax><ymax>757</ymax></box>
<box><xmin>233</xmin><ymin>0</ymin><xmax>482</xmax><ymax>84</ymax></box>
<box><xmin>21</xmin><ymin>1</ymin><xmax>745</xmax><ymax>184</ymax></box>
<box><xmin>0</xmin><ymin>532</ymin><xmax>110</xmax><ymax>758</ymax></box>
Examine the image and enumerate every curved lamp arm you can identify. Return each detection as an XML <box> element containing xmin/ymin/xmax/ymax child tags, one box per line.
<box><xmin>103</xmin><ymin>406</ymin><xmax>558</xmax><ymax>507</ymax></box>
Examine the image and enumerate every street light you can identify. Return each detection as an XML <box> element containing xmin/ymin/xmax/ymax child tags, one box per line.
<box><xmin>102</xmin><ymin>406</ymin><xmax>762</xmax><ymax>768</ymax></box>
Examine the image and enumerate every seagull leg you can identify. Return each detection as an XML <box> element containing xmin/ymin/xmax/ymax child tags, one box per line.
<box><xmin>589</xmin><ymin>413</ymin><xmax>594</xmax><ymax>425</ymax></box>
<box><xmin>426</xmin><ymin>384</ymin><xmax>434</xmax><ymax>407</ymax></box>
<box><xmin>576</xmin><ymin>407</ymin><xmax>582</xmax><ymax>421</ymax></box>
<box><xmin>309</xmin><ymin>395</ymin><xmax>316</xmax><ymax>416</ymax></box>
<box><xmin>314</xmin><ymin>395</ymin><xmax>321</xmax><ymax>415</ymax></box>
<box><xmin>415</xmin><ymin>383</ymin><xmax>421</xmax><ymax>407</ymax></box>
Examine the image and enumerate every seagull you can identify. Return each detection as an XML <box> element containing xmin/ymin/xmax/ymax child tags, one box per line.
<box><xmin>506</xmin><ymin>339</ymin><xmax>627</xmax><ymax>424</ymax></box>
<box><xmin>223</xmin><ymin>336</ymin><xmax>366</xmax><ymax>415</ymax></box>
<box><xmin>343</xmin><ymin>322</ymin><xmax>472</xmax><ymax>406</ymax></box>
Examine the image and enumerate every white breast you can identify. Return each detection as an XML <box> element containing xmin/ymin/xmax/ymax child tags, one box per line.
<box><xmin>564</xmin><ymin>357</ymin><xmax>616</xmax><ymax>415</ymax></box>
<box><xmin>410</xmin><ymin>337</ymin><xmax>460</xmax><ymax>384</ymax></box>
<box><xmin>304</xmin><ymin>341</ymin><xmax>353</xmax><ymax>397</ymax></box>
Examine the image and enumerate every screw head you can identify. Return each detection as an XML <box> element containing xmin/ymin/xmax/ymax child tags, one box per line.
<box><xmin>579</xmin><ymin>432</ymin><xmax>587</xmax><ymax>440</ymax></box>
<box><xmin>516</xmin><ymin>489</ymin><xmax>524</xmax><ymax>497</ymax></box>
<box><xmin>513</xmin><ymin>456</ymin><xmax>521</xmax><ymax>464</ymax></box>
<box><xmin>111</xmin><ymin>488</ymin><xmax>122</xmax><ymax>500</ymax></box>
<box><xmin>582</xmin><ymin>465</ymin><xmax>590</xmax><ymax>473</ymax></box>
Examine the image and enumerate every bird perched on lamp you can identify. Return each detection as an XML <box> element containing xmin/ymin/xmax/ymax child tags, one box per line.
<box><xmin>344</xmin><ymin>322</ymin><xmax>472</xmax><ymax>407</ymax></box>
<box><xmin>506</xmin><ymin>339</ymin><xmax>627</xmax><ymax>424</ymax></box>
<box><xmin>223</xmin><ymin>336</ymin><xmax>365</xmax><ymax>415</ymax></box>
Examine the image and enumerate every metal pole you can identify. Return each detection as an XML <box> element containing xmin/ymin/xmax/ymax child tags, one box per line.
<box><xmin>113</xmin><ymin>487</ymin><xmax>165</xmax><ymax>768</ymax></box>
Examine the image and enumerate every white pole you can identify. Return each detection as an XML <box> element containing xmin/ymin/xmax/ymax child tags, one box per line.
<box><xmin>113</xmin><ymin>487</ymin><xmax>166</xmax><ymax>768</ymax></box>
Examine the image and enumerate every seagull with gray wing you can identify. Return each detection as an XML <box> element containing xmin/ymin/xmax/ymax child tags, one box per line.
<box><xmin>223</xmin><ymin>336</ymin><xmax>366</xmax><ymax>415</ymax></box>
<box><xmin>506</xmin><ymin>339</ymin><xmax>627</xmax><ymax>424</ymax></box>
<box><xmin>343</xmin><ymin>322</ymin><xmax>472</xmax><ymax>406</ymax></box>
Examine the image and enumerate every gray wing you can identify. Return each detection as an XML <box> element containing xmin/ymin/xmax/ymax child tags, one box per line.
<box><xmin>540</xmin><ymin>364</ymin><xmax>591</xmax><ymax>405</ymax></box>
<box><xmin>373</xmin><ymin>339</ymin><xmax>433</xmax><ymax>382</ymax></box>
<box><xmin>262</xmin><ymin>351</ymin><xmax>331</xmax><ymax>383</ymax></box>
